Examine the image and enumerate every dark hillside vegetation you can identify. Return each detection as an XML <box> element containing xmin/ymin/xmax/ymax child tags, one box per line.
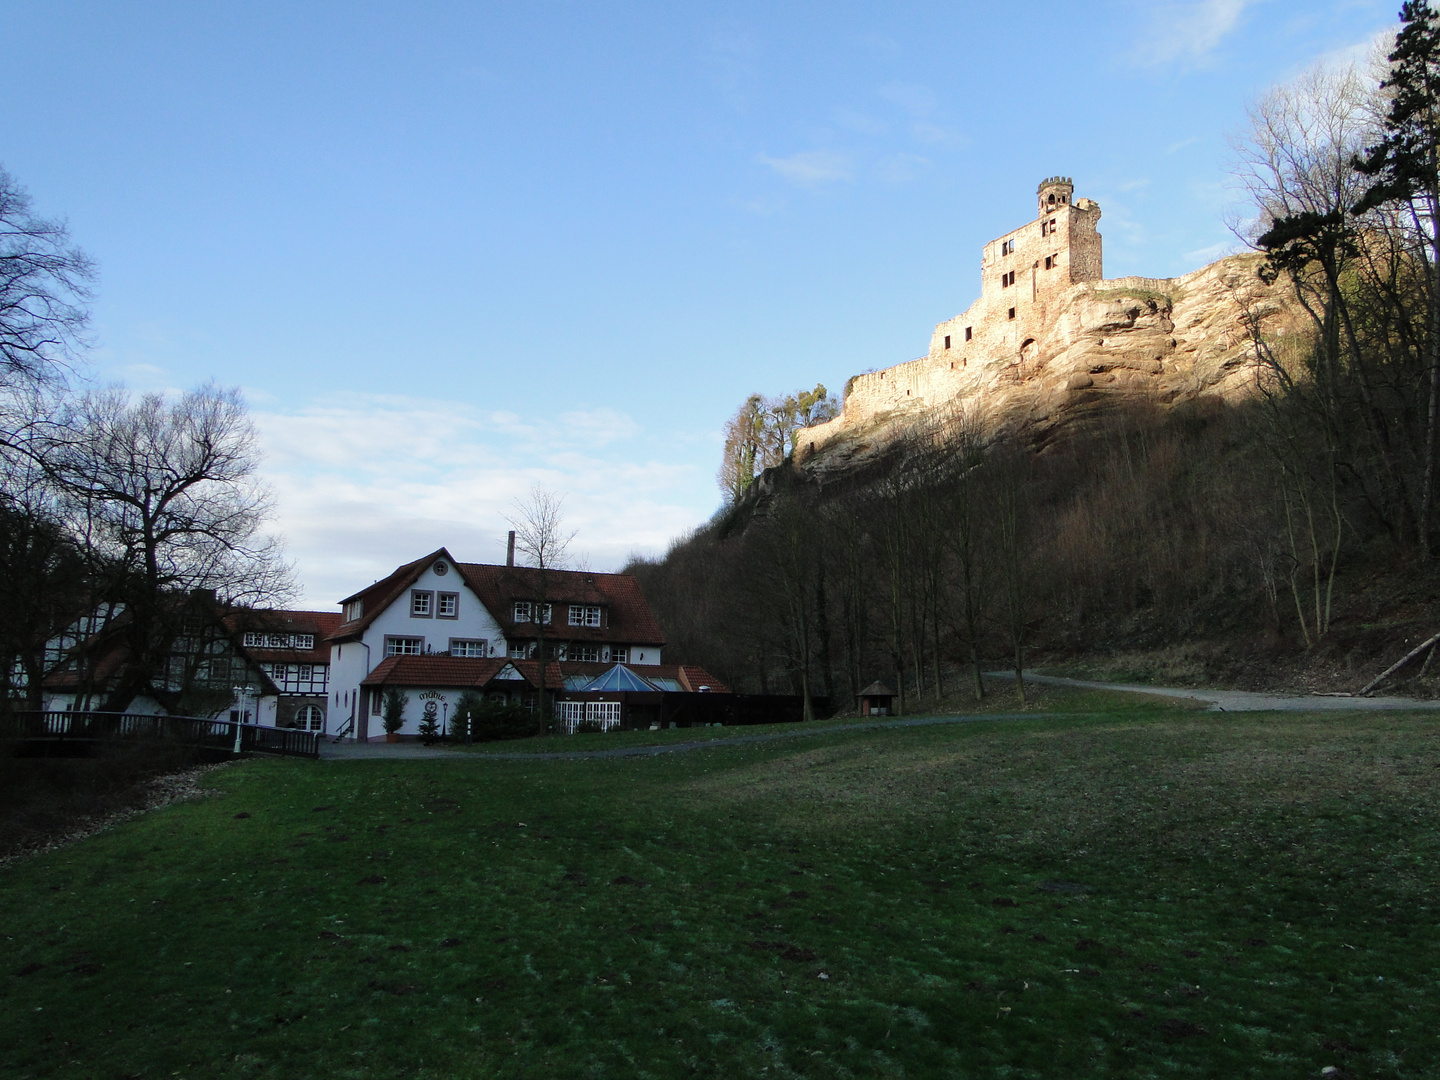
<box><xmin>630</xmin><ymin>395</ymin><xmax>1440</xmax><ymax>711</ymax></box>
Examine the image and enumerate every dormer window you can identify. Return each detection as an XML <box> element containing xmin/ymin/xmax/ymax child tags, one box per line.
<box><xmin>513</xmin><ymin>601</ymin><xmax>551</xmax><ymax>624</ymax></box>
<box><xmin>343</xmin><ymin>600</ymin><xmax>363</xmax><ymax>622</ymax></box>
<box><xmin>568</xmin><ymin>604</ymin><xmax>602</xmax><ymax>627</ymax></box>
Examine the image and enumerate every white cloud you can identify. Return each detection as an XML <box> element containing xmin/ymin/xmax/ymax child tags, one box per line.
<box><xmin>758</xmin><ymin>150</ymin><xmax>852</xmax><ymax>186</ymax></box>
<box><xmin>252</xmin><ymin>394</ymin><xmax>711</xmax><ymax>607</ymax></box>
<box><xmin>1133</xmin><ymin>0</ymin><xmax>1256</xmax><ymax>67</ymax></box>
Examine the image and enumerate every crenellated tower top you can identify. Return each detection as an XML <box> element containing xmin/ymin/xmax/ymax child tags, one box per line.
<box><xmin>1037</xmin><ymin>176</ymin><xmax>1074</xmax><ymax>217</ymax></box>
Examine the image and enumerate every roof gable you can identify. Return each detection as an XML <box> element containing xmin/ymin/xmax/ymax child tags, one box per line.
<box><xmin>331</xmin><ymin>548</ymin><xmax>458</xmax><ymax>643</ymax></box>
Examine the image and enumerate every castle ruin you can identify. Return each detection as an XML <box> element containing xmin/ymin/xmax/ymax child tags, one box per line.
<box><xmin>794</xmin><ymin>178</ymin><xmax>1290</xmax><ymax>465</ymax></box>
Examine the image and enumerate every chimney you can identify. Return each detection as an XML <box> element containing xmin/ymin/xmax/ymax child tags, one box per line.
<box><xmin>506</xmin><ymin>530</ymin><xmax>516</xmax><ymax>567</ymax></box>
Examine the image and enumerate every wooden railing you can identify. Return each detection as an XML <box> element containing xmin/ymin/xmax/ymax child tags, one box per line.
<box><xmin>0</xmin><ymin>710</ymin><xmax>319</xmax><ymax>760</ymax></box>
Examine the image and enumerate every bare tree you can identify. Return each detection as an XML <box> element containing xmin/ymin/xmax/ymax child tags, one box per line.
<box><xmin>992</xmin><ymin>451</ymin><xmax>1032</xmax><ymax>706</ymax></box>
<box><xmin>43</xmin><ymin>383</ymin><xmax>291</xmax><ymax>711</ymax></box>
<box><xmin>507</xmin><ymin>486</ymin><xmax>575</xmax><ymax>572</ymax></box>
<box><xmin>506</xmin><ymin>486</ymin><xmax>576</xmax><ymax>731</ymax></box>
<box><xmin>0</xmin><ymin>165</ymin><xmax>95</xmax><ymax>396</ymax></box>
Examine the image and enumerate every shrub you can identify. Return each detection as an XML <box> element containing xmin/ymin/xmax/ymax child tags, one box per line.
<box><xmin>450</xmin><ymin>690</ymin><xmax>484</xmax><ymax>742</ymax></box>
<box><xmin>381</xmin><ymin>689</ymin><xmax>406</xmax><ymax>735</ymax></box>
<box><xmin>470</xmin><ymin>700</ymin><xmax>538</xmax><ymax>742</ymax></box>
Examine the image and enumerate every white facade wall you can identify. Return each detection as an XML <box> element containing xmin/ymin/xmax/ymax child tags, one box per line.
<box><xmin>331</xmin><ymin>559</ymin><xmax>506</xmax><ymax>740</ymax></box>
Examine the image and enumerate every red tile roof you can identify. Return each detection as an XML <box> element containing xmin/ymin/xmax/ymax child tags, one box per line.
<box><xmin>361</xmin><ymin>655</ymin><xmax>565</xmax><ymax>690</ymax></box>
<box><xmin>226</xmin><ymin>609</ymin><xmax>343</xmax><ymax>665</ymax></box>
<box><xmin>359</xmin><ymin>656</ymin><xmax>728</xmax><ymax>693</ymax></box>
<box><xmin>455</xmin><ymin>562</ymin><xmax>665</xmax><ymax>646</ymax></box>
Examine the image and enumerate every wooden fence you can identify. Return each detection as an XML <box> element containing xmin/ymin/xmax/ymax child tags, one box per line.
<box><xmin>0</xmin><ymin>710</ymin><xmax>319</xmax><ymax>760</ymax></box>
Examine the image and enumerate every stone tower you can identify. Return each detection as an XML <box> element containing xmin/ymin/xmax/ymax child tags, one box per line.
<box><xmin>1037</xmin><ymin>176</ymin><xmax>1075</xmax><ymax>217</ymax></box>
<box><xmin>922</xmin><ymin>176</ymin><xmax>1103</xmax><ymax>362</ymax></box>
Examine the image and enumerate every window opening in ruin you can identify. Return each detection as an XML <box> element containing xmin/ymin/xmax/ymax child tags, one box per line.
<box><xmin>1044</xmin><ymin>256</ymin><xmax>1052</xmax><ymax>270</ymax></box>
<box><xmin>1041</xmin><ymin>221</ymin><xmax>1047</xmax><ymax>237</ymax></box>
<box><xmin>944</xmin><ymin>335</ymin><xmax>950</xmax><ymax>349</ymax></box>
<box><xmin>1049</xmin><ymin>218</ymin><xmax>1056</xmax><ymax>231</ymax></box>
<box><xmin>1008</xmin><ymin>307</ymin><xmax>1016</xmax><ymax>320</ymax></box>
<box><xmin>965</xmin><ymin>326</ymin><xmax>972</xmax><ymax>341</ymax></box>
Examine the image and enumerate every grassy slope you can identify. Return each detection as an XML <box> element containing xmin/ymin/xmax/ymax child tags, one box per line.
<box><xmin>2</xmin><ymin>702</ymin><xmax>1438</xmax><ymax>1078</ymax></box>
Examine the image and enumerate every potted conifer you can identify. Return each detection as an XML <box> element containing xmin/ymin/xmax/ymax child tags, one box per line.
<box><xmin>381</xmin><ymin>688</ymin><xmax>406</xmax><ymax>743</ymax></box>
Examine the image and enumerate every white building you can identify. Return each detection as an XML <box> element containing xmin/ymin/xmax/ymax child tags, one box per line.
<box><xmin>326</xmin><ymin>547</ymin><xmax>670</xmax><ymax>741</ymax></box>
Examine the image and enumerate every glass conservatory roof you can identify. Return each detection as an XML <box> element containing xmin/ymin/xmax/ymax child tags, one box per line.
<box><xmin>578</xmin><ymin>664</ymin><xmax>660</xmax><ymax>693</ymax></box>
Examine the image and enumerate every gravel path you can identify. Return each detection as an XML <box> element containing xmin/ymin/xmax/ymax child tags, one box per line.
<box><xmin>989</xmin><ymin>671</ymin><xmax>1440</xmax><ymax>712</ymax></box>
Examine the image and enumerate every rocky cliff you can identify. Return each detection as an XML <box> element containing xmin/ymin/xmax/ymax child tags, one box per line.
<box><xmin>794</xmin><ymin>253</ymin><xmax>1303</xmax><ymax>478</ymax></box>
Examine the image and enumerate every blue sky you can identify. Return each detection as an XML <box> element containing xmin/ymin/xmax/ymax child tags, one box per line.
<box><xmin>1</xmin><ymin>0</ymin><xmax>1397</xmax><ymax>606</ymax></box>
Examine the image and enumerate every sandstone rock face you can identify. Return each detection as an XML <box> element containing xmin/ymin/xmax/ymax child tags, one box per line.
<box><xmin>794</xmin><ymin>253</ymin><xmax>1302</xmax><ymax>478</ymax></box>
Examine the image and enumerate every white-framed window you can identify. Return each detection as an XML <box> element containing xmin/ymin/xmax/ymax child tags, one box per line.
<box><xmin>568</xmin><ymin>604</ymin><xmax>602</xmax><ymax>627</ymax></box>
<box><xmin>242</xmin><ymin>632</ymin><xmax>316</xmax><ymax>650</ymax></box>
<box><xmin>437</xmin><ymin>592</ymin><xmax>459</xmax><ymax>618</ymax></box>
<box><xmin>411</xmin><ymin>590</ymin><xmax>433</xmax><ymax>617</ymax></box>
<box><xmin>558</xmin><ymin>701</ymin><xmax>585</xmax><ymax>723</ymax></box>
<box><xmin>299</xmin><ymin>664</ymin><xmax>313</xmax><ymax>681</ymax></box>
<box><xmin>513</xmin><ymin>601</ymin><xmax>551</xmax><ymax>624</ymax></box>
<box><xmin>509</xmin><ymin>640</ymin><xmax>536</xmax><ymax>659</ymax></box>
<box><xmin>547</xmin><ymin>642</ymin><xmax>569</xmax><ymax>660</ymax></box>
<box><xmin>609</xmin><ymin>646</ymin><xmax>628</xmax><ymax>664</ymax></box>
<box><xmin>295</xmin><ymin>704</ymin><xmax>324</xmax><ymax>731</ymax></box>
<box><xmin>344</xmin><ymin>600</ymin><xmax>363</xmax><ymax>622</ymax></box>
<box><xmin>386</xmin><ymin>636</ymin><xmax>423</xmax><ymax>656</ymax></box>
<box><xmin>451</xmin><ymin>639</ymin><xmax>488</xmax><ymax>658</ymax></box>
<box><xmin>588</xmin><ymin>702</ymin><xmax>622</xmax><ymax>724</ymax></box>
<box><xmin>570</xmin><ymin>644</ymin><xmax>601</xmax><ymax>662</ymax></box>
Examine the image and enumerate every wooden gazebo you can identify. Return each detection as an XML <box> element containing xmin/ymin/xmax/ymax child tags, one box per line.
<box><xmin>859</xmin><ymin>681</ymin><xmax>895</xmax><ymax>717</ymax></box>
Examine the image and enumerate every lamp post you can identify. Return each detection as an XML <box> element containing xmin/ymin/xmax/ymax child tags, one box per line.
<box><xmin>231</xmin><ymin>685</ymin><xmax>257</xmax><ymax>753</ymax></box>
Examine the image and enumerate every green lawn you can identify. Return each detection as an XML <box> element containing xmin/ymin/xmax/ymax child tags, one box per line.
<box><xmin>3</xmin><ymin>702</ymin><xmax>1438</xmax><ymax>1078</ymax></box>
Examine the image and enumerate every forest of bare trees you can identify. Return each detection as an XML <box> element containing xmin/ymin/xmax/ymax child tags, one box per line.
<box><xmin>631</xmin><ymin>5</ymin><xmax>1440</xmax><ymax>709</ymax></box>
